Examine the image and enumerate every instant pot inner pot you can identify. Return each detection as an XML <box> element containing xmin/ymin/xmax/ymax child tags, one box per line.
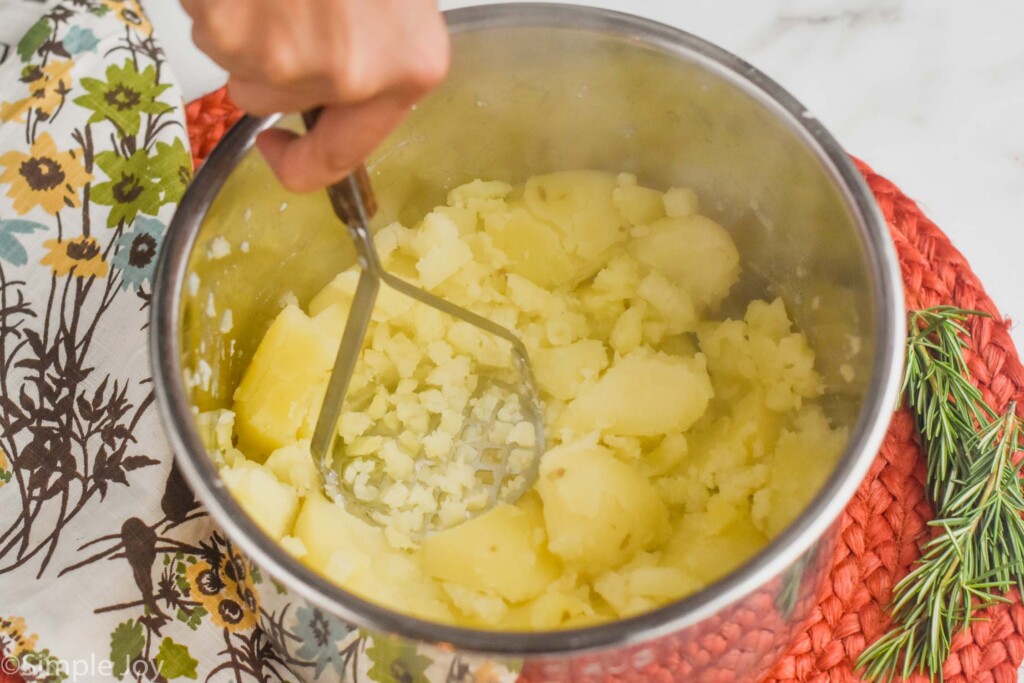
<box><xmin>181</xmin><ymin>24</ymin><xmax>874</xmax><ymax>526</ymax></box>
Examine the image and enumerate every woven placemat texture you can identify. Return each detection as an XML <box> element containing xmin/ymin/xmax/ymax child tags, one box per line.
<box><xmin>185</xmin><ymin>88</ymin><xmax>1024</xmax><ymax>683</ymax></box>
<box><xmin>185</xmin><ymin>87</ymin><xmax>244</xmax><ymax>170</ymax></box>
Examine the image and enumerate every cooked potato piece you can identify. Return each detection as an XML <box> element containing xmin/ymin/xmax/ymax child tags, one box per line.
<box><xmin>629</xmin><ymin>215</ymin><xmax>739</xmax><ymax>311</ymax></box>
<box><xmin>663</xmin><ymin>187</ymin><xmax>699</xmax><ymax>217</ymax></box>
<box><xmin>613</xmin><ymin>184</ymin><xmax>666</xmax><ymax>226</ymax></box>
<box><xmin>637</xmin><ymin>270</ymin><xmax>696</xmax><ymax>335</ymax></box>
<box><xmin>220</xmin><ymin>460</ymin><xmax>299</xmax><ymax>541</ymax></box>
<box><xmin>307</xmin><ymin>270</ymin><xmax>357</xmax><ymax>317</ymax></box>
<box><xmin>448</xmin><ymin>179</ymin><xmax>512</xmax><ymax>209</ymax></box>
<box><xmin>442</xmin><ymin>583</ymin><xmax>510</xmax><ymax>624</ymax></box>
<box><xmin>484</xmin><ymin>206</ymin><xmax>575</xmax><ymax>288</ymax></box>
<box><xmin>503</xmin><ymin>574</ymin><xmax>598</xmax><ymax>630</ymax></box>
<box><xmin>662</xmin><ymin>514</ymin><xmax>767</xmax><ymax>585</ymax></box>
<box><xmin>421</xmin><ymin>502</ymin><xmax>561</xmax><ymax>603</ymax></box>
<box><xmin>561</xmin><ymin>348</ymin><xmax>713</xmax><ymax>437</ymax></box>
<box><xmin>327</xmin><ymin>551</ymin><xmax>453</xmax><ymax>623</ymax></box>
<box><xmin>698</xmin><ymin>298</ymin><xmax>823</xmax><ymax>411</ymax></box>
<box><xmin>233</xmin><ymin>305</ymin><xmax>336</xmax><ymax>459</ymax></box>
<box><xmin>532</xmin><ymin>340</ymin><xmax>608</xmax><ymax>401</ymax></box>
<box><xmin>523</xmin><ymin>171</ymin><xmax>628</xmax><ymax>281</ymax></box>
<box><xmin>308</xmin><ymin>270</ymin><xmax>415</xmax><ymax>324</ymax></box>
<box><xmin>295</xmin><ymin>495</ymin><xmax>454</xmax><ymax>621</ymax></box>
<box><xmin>753</xmin><ymin>406</ymin><xmax>848</xmax><ymax>536</ymax></box>
<box><xmin>411</xmin><ymin>212</ymin><xmax>474</xmax><ymax>289</ymax></box>
<box><xmin>292</xmin><ymin>493</ymin><xmax>376</xmax><ymax>572</ymax></box>
<box><xmin>263</xmin><ymin>440</ymin><xmax>319</xmax><ymax>496</ymax></box>
<box><xmin>594</xmin><ymin>553</ymin><xmax>701</xmax><ymax>617</ymax></box>
<box><xmin>537</xmin><ymin>439</ymin><xmax>669</xmax><ymax>572</ymax></box>
<box><xmin>433</xmin><ymin>205</ymin><xmax>478</xmax><ymax>236</ymax></box>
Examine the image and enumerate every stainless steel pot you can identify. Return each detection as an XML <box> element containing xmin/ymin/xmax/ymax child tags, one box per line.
<box><xmin>151</xmin><ymin>4</ymin><xmax>904</xmax><ymax>681</ymax></box>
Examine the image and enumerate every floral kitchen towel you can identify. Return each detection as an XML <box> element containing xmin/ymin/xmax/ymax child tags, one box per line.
<box><xmin>0</xmin><ymin>1</ymin><xmax>303</xmax><ymax>680</ymax></box>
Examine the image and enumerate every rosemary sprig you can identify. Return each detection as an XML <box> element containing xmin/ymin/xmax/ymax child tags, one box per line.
<box><xmin>857</xmin><ymin>307</ymin><xmax>1024</xmax><ymax>682</ymax></box>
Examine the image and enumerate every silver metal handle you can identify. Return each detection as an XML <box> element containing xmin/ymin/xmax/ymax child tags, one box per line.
<box><xmin>310</xmin><ymin>268</ymin><xmax>380</xmax><ymax>472</ymax></box>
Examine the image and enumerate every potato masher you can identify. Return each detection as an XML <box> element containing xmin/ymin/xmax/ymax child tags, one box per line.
<box><xmin>302</xmin><ymin>112</ymin><xmax>545</xmax><ymax>541</ymax></box>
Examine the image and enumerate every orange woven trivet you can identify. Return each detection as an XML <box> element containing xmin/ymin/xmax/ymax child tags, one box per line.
<box><xmin>185</xmin><ymin>87</ymin><xmax>1024</xmax><ymax>683</ymax></box>
<box><xmin>185</xmin><ymin>87</ymin><xmax>244</xmax><ymax>170</ymax></box>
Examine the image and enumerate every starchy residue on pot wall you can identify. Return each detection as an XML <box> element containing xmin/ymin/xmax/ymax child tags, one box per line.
<box><xmin>201</xmin><ymin>170</ymin><xmax>848</xmax><ymax>630</ymax></box>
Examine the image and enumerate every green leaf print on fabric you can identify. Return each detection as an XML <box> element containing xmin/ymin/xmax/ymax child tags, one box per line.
<box><xmin>92</xmin><ymin>149</ymin><xmax>162</xmax><ymax>227</ymax></box>
<box><xmin>74</xmin><ymin>60</ymin><xmax>172</xmax><ymax>136</ymax></box>
<box><xmin>155</xmin><ymin>637</ymin><xmax>199</xmax><ymax>680</ymax></box>
<box><xmin>17</xmin><ymin>18</ymin><xmax>50</xmax><ymax>62</ymax></box>
<box><xmin>110</xmin><ymin>619</ymin><xmax>145</xmax><ymax>680</ymax></box>
<box><xmin>152</xmin><ymin>138</ymin><xmax>193</xmax><ymax>206</ymax></box>
<box><xmin>175</xmin><ymin>605</ymin><xmax>207</xmax><ymax>631</ymax></box>
<box><xmin>366</xmin><ymin>637</ymin><xmax>432</xmax><ymax>683</ymax></box>
<box><xmin>0</xmin><ymin>220</ymin><xmax>48</xmax><ymax>266</ymax></box>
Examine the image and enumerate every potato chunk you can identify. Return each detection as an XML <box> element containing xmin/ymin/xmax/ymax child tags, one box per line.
<box><xmin>537</xmin><ymin>439</ymin><xmax>669</xmax><ymax>573</ymax></box>
<box><xmin>613</xmin><ymin>183</ymin><xmax>665</xmax><ymax>226</ymax></box>
<box><xmin>233</xmin><ymin>305</ymin><xmax>336</xmax><ymax>459</ymax></box>
<box><xmin>629</xmin><ymin>215</ymin><xmax>739</xmax><ymax>311</ymax></box>
<box><xmin>263</xmin><ymin>440</ymin><xmax>319</xmax><ymax>496</ymax></box>
<box><xmin>532</xmin><ymin>340</ymin><xmax>608</xmax><ymax>401</ymax></box>
<box><xmin>421</xmin><ymin>501</ymin><xmax>560</xmax><ymax>603</ymax></box>
<box><xmin>220</xmin><ymin>460</ymin><xmax>299</xmax><ymax>541</ymax></box>
<box><xmin>562</xmin><ymin>348</ymin><xmax>713</xmax><ymax>437</ymax></box>
<box><xmin>523</xmin><ymin>171</ymin><xmax>627</xmax><ymax>281</ymax></box>
<box><xmin>698</xmin><ymin>298</ymin><xmax>822</xmax><ymax>411</ymax></box>
<box><xmin>484</xmin><ymin>206</ymin><xmax>575</xmax><ymax>288</ymax></box>
<box><xmin>752</xmin><ymin>406</ymin><xmax>848</xmax><ymax>536</ymax></box>
<box><xmin>294</xmin><ymin>494</ymin><xmax>453</xmax><ymax>621</ymax></box>
<box><xmin>662</xmin><ymin>514</ymin><xmax>767</xmax><ymax>584</ymax></box>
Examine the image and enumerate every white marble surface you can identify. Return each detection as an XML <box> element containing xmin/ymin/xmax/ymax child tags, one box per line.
<box><xmin>146</xmin><ymin>2</ymin><xmax>1024</xmax><ymax>678</ymax></box>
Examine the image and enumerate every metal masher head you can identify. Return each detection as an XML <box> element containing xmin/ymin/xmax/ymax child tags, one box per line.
<box><xmin>302</xmin><ymin>112</ymin><xmax>546</xmax><ymax>544</ymax></box>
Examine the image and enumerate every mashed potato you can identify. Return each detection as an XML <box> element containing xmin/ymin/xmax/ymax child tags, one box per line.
<box><xmin>209</xmin><ymin>170</ymin><xmax>846</xmax><ymax>630</ymax></box>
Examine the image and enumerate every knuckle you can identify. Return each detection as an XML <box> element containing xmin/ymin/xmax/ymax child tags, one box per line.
<box><xmin>327</xmin><ymin>60</ymin><xmax>374</xmax><ymax>103</ymax></box>
<box><xmin>203</xmin><ymin>4</ymin><xmax>241</xmax><ymax>51</ymax></box>
<box><xmin>405</xmin><ymin>39</ymin><xmax>450</xmax><ymax>95</ymax></box>
<box><xmin>256</xmin><ymin>44</ymin><xmax>299</xmax><ymax>86</ymax></box>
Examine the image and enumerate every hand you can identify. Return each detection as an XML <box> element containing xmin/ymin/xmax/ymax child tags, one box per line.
<box><xmin>181</xmin><ymin>0</ymin><xmax>449</xmax><ymax>192</ymax></box>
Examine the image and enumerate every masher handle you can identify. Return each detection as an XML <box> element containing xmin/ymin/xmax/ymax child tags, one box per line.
<box><xmin>326</xmin><ymin>166</ymin><xmax>378</xmax><ymax>227</ymax></box>
<box><xmin>301</xmin><ymin>109</ymin><xmax>381</xmax><ymax>272</ymax></box>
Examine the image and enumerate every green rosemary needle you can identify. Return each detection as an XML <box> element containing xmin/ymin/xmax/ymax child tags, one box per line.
<box><xmin>857</xmin><ymin>306</ymin><xmax>1024</xmax><ymax>682</ymax></box>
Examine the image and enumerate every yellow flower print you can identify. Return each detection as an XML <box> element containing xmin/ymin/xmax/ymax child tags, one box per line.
<box><xmin>40</xmin><ymin>236</ymin><xmax>108</xmax><ymax>278</ymax></box>
<box><xmin>185</xmin><ymin>556</ymin><xmax>258</xmax><ymax>632</ymax></box>
<box><xmin>101</xmin><ymin>0</ymin><xmax>152</xmax><ymax>37</ymax></box>
<box><xmin>0</xmin><ymin>448</ymin><xmax>9</xmax><ymax>490</ymax></box>
<box><xmin>0</xmin><ymin>616</ymin><xmax>38</xmax><ymax>657</ymax></box>
<box><xmin>185</xmin><ymin>560</ymin><xmax>221</xmax><ymax>616</ymax></box>
<box><xmin>0</xmin><ymin>132</ymin><xmax>91</xmax><ymax>215</ymax></box>
<box><xmin>0</xmin><ymin>60</ymin><xmax>75</xmax><ymax>123</ymax></box>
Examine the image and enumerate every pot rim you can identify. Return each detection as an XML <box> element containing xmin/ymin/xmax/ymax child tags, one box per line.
<box><xmin>151</xmin><ymin>2</ymin><xmax>905</xmax><ymax>657</ymax></box>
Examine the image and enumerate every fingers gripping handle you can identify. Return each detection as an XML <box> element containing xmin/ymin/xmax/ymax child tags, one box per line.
<box><xmin>301</xmin><ymin>108</ymin><xmax>380</xmax><ymax>272</ymax></box>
